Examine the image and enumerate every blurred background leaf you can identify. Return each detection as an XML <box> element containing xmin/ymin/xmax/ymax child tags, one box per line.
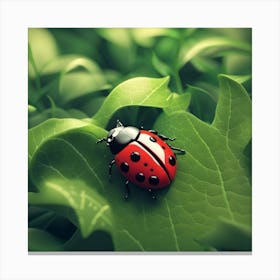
<box><xmin>28</xmin><ymin>28</ymin><xmax>58</xmax><ymax>78</ymax></box>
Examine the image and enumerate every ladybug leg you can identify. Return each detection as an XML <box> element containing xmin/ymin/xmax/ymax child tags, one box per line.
<box><xmin>151</xmin><ymin>130</ymin><xmax>184</xmax><ymax>153</ymax></box>
<box><xmin>146</xmin><ymin>128</ymin><xmax>185</xmax><ymax>153</ymax></box>
<box><xmin>158</xmin><ymin>134</ymin><xmax>175</xmax><ymax>141</ymax></box>
<box><xmin>124</xmin><ymin>180</ymin><xmax>130</xmax><ymax>200</ymax></box>
<box><xmin>108</xmin><ymin>159</ymin><xmax>116</xmax><ymax>181</ymax></box>
<box><xmin>148</xmin><ymin>130</ymin><xmax>176</xmax><ymax>141</ymax></box>
<box><xmin>168</xmin><ymin>144</ymin><xmax>186</xmax><ymax>154</ymax></box>
<box><xmin>148</xmin><ymin>188</ymin><xmax>157</xmax><ymax>200</ymax></box>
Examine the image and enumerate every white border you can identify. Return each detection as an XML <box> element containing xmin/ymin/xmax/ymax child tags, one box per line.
<box><xmin>1</xmin><ymin>0</ymin><xmax>280</xmax><ymax>279</ymax></box>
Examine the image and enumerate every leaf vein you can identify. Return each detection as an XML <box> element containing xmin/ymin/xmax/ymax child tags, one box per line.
<box><xmin>139</xmin><ymin>78</ymin><xmax>167</xmax><ymax>105</ymax></box>
<box><xmin>121</xmin><ymin>229</ymin><xmax>145</xmax><ymax>251</ymax></box>
<box><xmin>164</xmin><ymin>199</ymin><xmax>180</xmax><ymax>251</ymax></box>
<box><xmin>52</xmin><ymin>137</ymin><xmax>105</xmax><ymax>190</ymax></box>
<box><xmin>186</xmin><ymin>116</ymin><xmax>235</xmax><ymax>221</ymax></box>
<box><xmin>90</xmin><ymin>204</ymin><xmax>110</xmax><ymax>228</ymax></box>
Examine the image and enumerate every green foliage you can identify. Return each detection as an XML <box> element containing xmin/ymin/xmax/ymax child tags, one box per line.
<box><xmin>28</xmin><ymin>28</ymin><xmax>252</xmax><ymax>251</ymax></box>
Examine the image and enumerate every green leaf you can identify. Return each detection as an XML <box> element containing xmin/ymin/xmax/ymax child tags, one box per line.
<box><xmin>178</xmin><ymin>36</ymin><xmax>251</xmax><ymax>69</ymax></box>
<box><xmin>58</xmin><ymin>58</ymin><xmax>110</xmax><ymax>104</ymax></box>
<box><xmin>196</xmin><ymin>218</ymin><xmax>251</xmax><ymax>251</ymax></box>
<box><xmin>28</xmin><ymin>228</ymin><xmax>64</xmax><ymax>251</ymax></box>
<box><xmin>28</xmin><ymin>118</ymin><xmax>88</xmax><ymax>165</ymax></box>
<box><xmin>40</xmin><ymin>54</ymin><xmax>84</xmax><ymax>76</ymax></box>
<box><xmin>213</xmin><ymin>75</ymin><xmax>252</xmax><ymax>158</ymax></box>
<box><xmin>93</xmin><ymin>76</ymin><xmax>172</xmax><ymax>128</ymax></box>
<box><xmin>28</xmin><ymin>28</ymin><xmax>58</xmax><ymax>78</ymax></box>
<box><xmin>163</xmin><ymin>92</ymin><xmax>191</xmax><ymax>115</ymax></box>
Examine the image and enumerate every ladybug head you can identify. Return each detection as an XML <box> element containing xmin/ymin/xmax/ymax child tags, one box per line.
<box><xmin>107</xmin><ymin>120</ymin><xmax>125</xmax><ymax>145</ymax></box>
<box><xmin>105</xmin><ymin>120</ymin><xmax>140</xmax><ymax>154</ymax></box>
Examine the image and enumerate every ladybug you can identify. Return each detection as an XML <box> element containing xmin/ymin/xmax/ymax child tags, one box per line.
<box><xmin>97</xmin><ymin>120</ymin><xmax>185</xmax><ymax>199</ymax></box>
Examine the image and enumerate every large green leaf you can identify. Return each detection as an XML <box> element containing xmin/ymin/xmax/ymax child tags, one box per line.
<box><xmin>29</xmin><ymin>75</ymin><xmax>251</xmax><ymax>251</ymax></box>
<box><xmin>92</xmin><ymin>76</ymin><xmax>172</xmax><ymax>128</ymax></box>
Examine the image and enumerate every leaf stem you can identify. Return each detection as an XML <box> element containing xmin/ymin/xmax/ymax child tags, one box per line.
<box><xmin>173</xmin><ymin>31</ymin><xmax>185</xmax><ymax>94</ymax></box>
<box><xmin>173</xmin><ymin>71</ymin><xmax>183</xmax><ymax>94</ymax></box>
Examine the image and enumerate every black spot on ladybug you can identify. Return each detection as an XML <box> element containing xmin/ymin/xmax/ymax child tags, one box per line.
<box><xmin>150</xmin><ymin>168</ymin><xmax>154</xmax><ymax>172</ymax></box>
<box><xmin>149</xmin><ymin>175</ymin><xmax>159</xmax><ymax>185</ymax></box>
<box><xmin>120</xmin><ymin>162</ymin><xmax>129</xmax><ymax>172</ymax></box>
<box><xmin>149</xmin><ymin>136</ymin><xmax>157</xmax><ymax>142</ymax></box>
<box><xmin>130</xmin><ymin>152</ymin><xmax>140</xmax><ymax>162</ymax></box>
<box><xmin>169</xmin><ymin>155</ymin><xmax>176</xmax><ymax>166</ymax></box>
<box><xmin>136</xmin><ymin>172</ymin><xmax>145</xmax><ymax>182</ymax></box>
<box><xmin>144</xmin><ymin>163</ymin><xmax>148</xmax><ymax>166</ymax></box>
<box><xmin>162</xmin><ymin>146</ymin><xmax>165</xmax><ymax>149</ymax></box>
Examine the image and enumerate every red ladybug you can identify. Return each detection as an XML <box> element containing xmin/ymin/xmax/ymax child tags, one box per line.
<box><xmin>97</xmin><ymin>120</ymin><xmax>185</xmax><ymax>199</ymax></box>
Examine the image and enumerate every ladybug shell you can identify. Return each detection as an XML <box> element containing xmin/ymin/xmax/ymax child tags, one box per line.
<box><xmin>115</xmin><ymin>130</ymin><xmax>177</xmax><ymax>189</ymax></box>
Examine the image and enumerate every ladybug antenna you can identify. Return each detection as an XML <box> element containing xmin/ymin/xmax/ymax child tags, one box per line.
<box><xmin>116</xmin><ymin>120</ymin><xmax>123</xmax><ymax>127</ymax></box>
<box><xmin>96</xmin><ymin>137</ymin><xmax>106</xmax><ymax>144</ymax></box>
